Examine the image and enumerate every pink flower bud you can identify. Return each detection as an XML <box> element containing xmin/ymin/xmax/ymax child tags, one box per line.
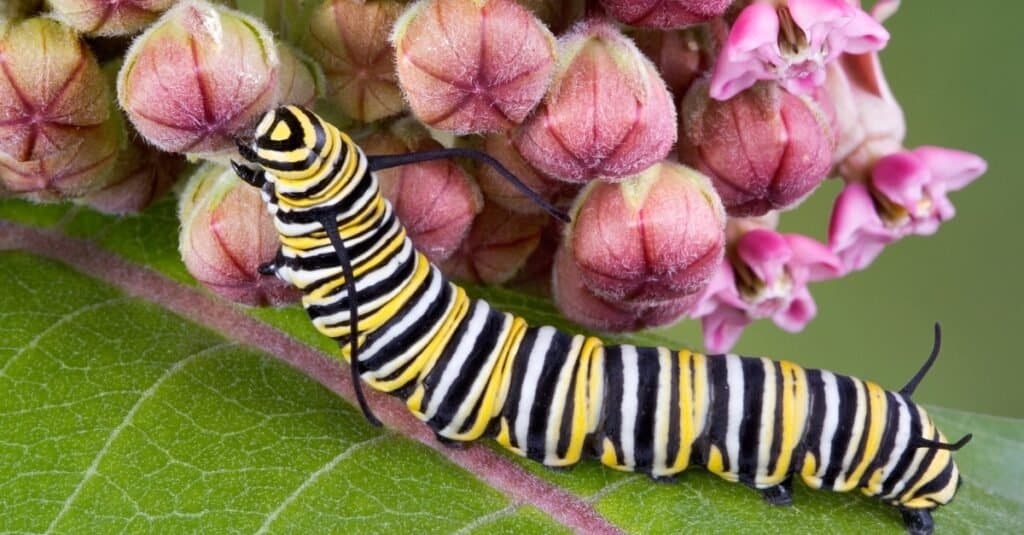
<box><xmin>553</xmin><ymin>243</ymin><xmax>695</xmax><ymax>332</ymax></box>
<box><xmin>600</xmin><ymin>0</ymin><xmax>730</xmax><ymax>29</ymax></box>
<box><xmin>678</xmin><ymin>79</ymin><xmax>836</xmax><ymax>216</ymax></box>
<box><xmin>0</xmin><ymin>18</ymin><xmax>121</xmax><ymax>198</ymax></box>
<box><xmin>393</xmin><ymin>0</ymin><xmax>556</xmax><ymax>134</ymax></box>
<box><xmin>362</xmin><ymin>129</ymin><xmax>483</xmax><ymax>263</ymax></box>
<box><xmin>475</xmin><ymin>132</ymin><xmax>570</xmax><ymax>215</ymax></box>
<box><xmin>516</xmin><ymin>20</ymin><xmax>677</xmax><ymax>183</ymax></box>
<box><xmin>440</xmin><ymin>202</ymin><xmax>546</xmax><ymax>284</ymax></box>
<box><xmin>118</xmin><ymin>0</ymin><xmax>278</xmax><ymax>156</ymax></box>
<box><xmin>825</xmin><ymin>52</ymin><xmax>904</xmax><ymax>182</ymax></box>
<box><xmin>304</xmin><ymin>0</ymin><xmax>404</xmax><ymax>123</ymax></box>
<box><xmin>709</xmin><ymin>0</ymin><xmax>889</xmax><ymax>100</ymax></box>
<box><xmin>82</xmin><ymin>133</ymin><xmax>184</xmax><ymax>214</ymax></box>
<box><xmin>570</xmin><ymin>161</ymin><xmax>726</xmax><ymax>305</ymax></box>
<box><xmin>47</xmin><ymin>0</ymin><xmax>176</xmax><ymax>36</ymax></box>
<box><xmin>277</xmin><ymin>43</ymin><xmax>324</xmax><ymax>108</ymax></box>
<box><xmin>178</xmin><ymin>164</ymin><xmax>300</xmax><ymax>307</ymax></box>
<box><xmin>631</xmin><ymin>26</ymin><xmax>711</xmax><ymax>98</ymax></box>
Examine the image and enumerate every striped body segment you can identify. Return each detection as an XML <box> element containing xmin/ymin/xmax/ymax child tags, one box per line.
<box><xmin>234</xmin><ymin>106</ymin><xmax>965</xmax><ymax>535</ymax></box>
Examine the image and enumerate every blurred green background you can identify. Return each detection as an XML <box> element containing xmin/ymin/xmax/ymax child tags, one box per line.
<box><xmin>665</xmin><ymin>1</ymin><xmax>1023</xmax><ymax>417</ymax></box>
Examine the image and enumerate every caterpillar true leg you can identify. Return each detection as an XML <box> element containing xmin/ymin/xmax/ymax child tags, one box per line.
<box><xmin>233</xmin><ymin>105</ymin><xmax>971</xmax><ymax>535</ymax></box>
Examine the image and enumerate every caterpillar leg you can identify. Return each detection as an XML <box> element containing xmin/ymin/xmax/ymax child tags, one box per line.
<box><xmin>258</xmin><ymin>249</ymin><xmax>285</xmax><ymax>276</ymax></box>
<box><xmin>900</xmin><ymin>509</ymin><xmax>934</xmax><ymax>535</ymax></box>
<box><xmin>434</xmin><ymin>432</ymin><xmax>468</xmax><ymax>449</ymax></box>
<box><xmin>650</xmin><ymin>475</ymin><xmax>678</xmax><ymax>484</ymax></box>
<box><xmin>761</xmin><ymin>477</ymin><xmax>794</xmax><ymax>506</ymax></box>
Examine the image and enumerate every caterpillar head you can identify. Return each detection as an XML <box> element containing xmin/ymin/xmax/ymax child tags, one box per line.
<box><xmin>236</xmin><ymin>105</ymin><xmax>333</xmax><ymax>184</ymax></box>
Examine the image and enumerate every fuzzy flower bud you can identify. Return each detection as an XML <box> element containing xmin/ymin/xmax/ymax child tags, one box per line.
<box><xmin>83</xmin><ymin>134</ymin><xmax>184</xmax><ymax>214</ymax></box>
<box><xmin>679</xmin><ymin>79</ymin><xmax>836</xmax><ymax>217</ymax></box>
<box><xmin>600</xmin><ymin>0</ymin><xmax>730</xmax><ymax>29</ymax></box>
<box><xmin>631</xmin><ymin>26</ymin><xmax>711</xmax><ymax>99</ymax></box>
<box><xmin>47</xmin><ymin>0</ymin><xmax>176</xmax><ymax>36</ymax></box>
<box><xmin>710</xmin><ymin>0</ymin><xmax>889</xmax><ymax>100</ymax></box>
<box><xmin>570</xmin><ymin>161</ymin><xmax>726</xmax><ymax>305</ymax></box>
<box><xmin>829</xmin><ymin>146</ymin><xmax>986</xmax><ymax>272</ymax></box>
<box><xmin>553</xmin><ymin>243</ymin><xmax>696</xmax><ymax>332</ymax></box>
<box><xmin>393</xmin><ymin>0</ymin><xmax>556</xmax><ymax>134</ymax></box>
<box><xmin>825</xmin><ymin>52</ymin><xmax>905</xmax><ymax>182</ymax></box>
<box><xmin>475</xmin><ymin>132</ymin><xmax>570</xmax><ymax>215</ymax></box>
<box><xmin>178</xmin><ymin>164</ymin><xmax>300</xmax><ymax>307</ymax></box>
<box><xmin>0</xmin><ymin>18</ymin><xmax>121</xmax><ymax>198</ymax></box>
<box><xmin>277</xmin><ymin>43</ymin><xmax>324</xmax><ymax>108</ymax></box>
<box><xmin>118</xmin><ymin>0</ymin><xmax>278</xmax><ymax>156</ymax></box>
<box><xmin>361</xmin><ymin>127</ymin><xmax>484</xmax><ymax>263</ymax></box>
<box><xmin>304</xmin><ymin>0</ymin><xmax>403</xmax><ymax>122</ymax></box>
<box><xmin>441</xmin><ymin>203</ymin><xmax>546</xmax><ymax>284</ymax></box>
<box><xmin>691</xmin><ymin>229</ymin><xmax>841</xmax><ymax>351</ymax></box>
<box><xmin>516</xmin><ymin>20</ymin><xmax>677</xmax><ymax>183</ymax></box>
<box><xmin>518</xmin><ymin>0</ymin><xmax>584</xmax><ymax>34</ymax></box>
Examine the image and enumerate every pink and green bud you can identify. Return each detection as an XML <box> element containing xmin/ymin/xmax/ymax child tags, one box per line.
<box><xmin>709</xmin><ymin>0</ymin><xmax>889</xmax><ymax>100</ymax></box>
<box><xmin>570</xmin><ymin>161</ymin><xmax>726</xmax><ymax>305</ymax></box>
<box><xmin>362</xmin><ymin>129</ymin><xmax>484</xmax><ymax>263</ymax></box>
<box><xmin>277</xmin><ymin>43</ymin><xmax>324</xmax><ymax>108</ymax></box>
<box><xmin>82</xmin><ymin>134</ymin><xmax>184</xmax><ymax>214</ymax></box>
<box><xmin>679</xmin><ymin>79</ymin><xmax>836</xmax><ymax>217</ymax></box>
<box><xmin>829</xmin><ymin>146</ymin><xmax>986</xmax><ymax>272</ymax></box>
<box><xmin>516</xmin><ymin>20</ymin><xmax>677</xmax><ymax>183</ymax></box>
<box><xmin>600</xmin><ymin>0</ymin><xmax>730</xmax><ymax>29</ymax></box>
<box><xmin>825</xmin><ymin>52</ymin><xmax>905</xmax><ymax>182</ymax></box>
<box><xmin>475</xmin><ymin>132</ymin><xmax>569</xmax><ymax>215</ymax></box>
<box><xmin>118</xmin><ymin>0</ymin><xmax>278</xmax><ymax>156</ymax></box>
<box><xmin>47</xmin><ymin>0</ymin><xmax>176</xmax><ymax>36</ymax></box>
<box><xmin>0</xmin><ymin>18</ymin><xmax>121</xmax><ymax>198</ymax></box>
<box><xmin>691</xmin><ymin>229</ymin><xmax>841</xmax><ymax>351</ymax></box>
<box><xmin>553</xmin><ymin>243</ymin><xmax>695</xmax><ymax>332</ymax></box>
<box><xmin>178</xmin><ymin>164</ymin><xmax>300</xmax><ymax>307</ymax></box>
<box><xmin>393</xmin><ymin>0</ymin><xmax>556</xmax><ymax>134</ymax></box>
<box><xmin>440</xmin><ymin>203</ymin><xmax>546</xmax><ymax>284</ymax></box>
<box><xmin>631</xmin><ymin>26</ymin><xmax>711</xmax><ymax>99</ymax></box>
<box><xmin>305</xmin><ymin>0</ymin><xmax>404</xmax><ymax>123</ymax></box>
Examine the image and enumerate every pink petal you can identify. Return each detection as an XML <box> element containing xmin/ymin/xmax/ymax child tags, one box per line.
<box><xmin>709</xmin><ymin>3</ymin><xmax>779</xmax><ymax>100</ymax></box>
<box><xmin>701</xmin><ymin>306</ymin><xmax>751</xmax><ymax>353</ymax></box>
<box><xmin>773</xmin><ymin>285</ymin><xmax>817</xmax><ymax>332</ymax></box>
<box><xmin>788</xmin><ymin>0</ymin><xmax>848</xmax><ymax>34</ymax></box>
<box><xmin>828</xmin><ymin>182</ymin><xmax>898</xmax><ymax>271</ymax></box>
<box><xmin>689</xmin><ymin>261</ymin><xmax>742</xmax><ymax>317</ymax></box>
<box><xmin>911</xmin><ymin>145</ymin><xmax>987</xmax><ymax>192</ymax></box>
<box><xmin>871</xmin><ymin>150</ymin><xmax>929</xmax><ymax>211</ymax></box>
<box><xmin>735</xmin><ymin>229</ymin><xmax>791</xmax><ymax>286</ymax></box>
<box><xmin>838</xmin><ymin>8</ymin><xmax>890</xmax><ymax>54</ymax></box>
<box><xmin>784</xmin><ymin>233</ymin><xmax>843</xmax><ymax>282</ymax></box>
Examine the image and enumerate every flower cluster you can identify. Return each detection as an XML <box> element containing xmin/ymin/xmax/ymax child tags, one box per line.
<box><xmin>0</xmin><ymin>0</ymin><xmax>985</xmax><ymax>352</ymax></box>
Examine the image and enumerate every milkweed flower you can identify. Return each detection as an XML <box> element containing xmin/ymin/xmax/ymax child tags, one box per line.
<box><xmin>692</xmin><ymin>228</ymin><xmax>842</xmax><ymax>352</ymax></box>
<box><xmin>829</xmin><ymin>146</ymin><xmax>986</xmax><ymax>272</ymax></box>
<box><xmin>516</xmin><ymin>19</ymin><xmax>676</xmax><ymax>183</ymax></box>
<box><xmin>276</xmin><ymin>43</ymin><xmax>324</xmax><ymax>109</ymax></box>
<box><xmin>600</xmin><ymin>0</ymin><xmax>730</xmax><ymax>30</ymax></box>
<box><xmin>474</xmin><ymin>132</ymin><xmax>570</xmax><ymax>215</ymax></box>
<box><xmin>47</xmin><ymin>0</ymin><xmax>176</xmax><ymax>36</ymax></box>
<box><xmin>118</xmin><ymin>0</ymin><xmax>279</xmax><ymax>156</ymax></box>
<box><xmin>393</xmin><ymin>0</ymin><xmax>556</xmax><ymax>134</ymax></box>
<box><xmin>441</xmin><ymin>202</ymin><xmax>547</xmax><ymax>284</ymax></box>
<box><xmin>82</xmin><ymin>132</ymin><xmax>184</xmax><ymax>214</ymax></box>
<box><xmin>710</xmin><ymin>0</ymin><xmax>889</xmax><ymax>100</ymax></box>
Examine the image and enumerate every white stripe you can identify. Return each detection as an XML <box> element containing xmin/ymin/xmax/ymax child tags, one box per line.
<box><xmin>816</xmin><ymin>371</ymin><xmax>841</xmax><ymax>479</ymax></box>
<box><xmin>652</xmin><ymin>348</ymin><xmax>672</xmax><ymax>473</ymax></box>
<box><xmin>757</xmin><ymin>358</ymin><xmax>777</xmax><ymax>482</ymax></box>
<box><xmin>723</xmin><ymin>355</ymin><xmax>745</xmax><ymax>474</ymax></box>
<box><xmin>423</xmin><ymin>302</ymin><xmax>490</xmax><ymax>419</ymax></box>
<box><xmin>360</xmin><ymin>267</ymin><xmax>444</xmax><ymax>373</ymax></box>
<box><xmin>835</xmin><ymin>379</ymin><xmax>868</xmax><ymax>488</ymax></box>
<box><xmin>544</xmin><ymin>335</ymin><xmax>583</xmax><ymax>463</ymax></box>
<box><xmin>620</xmin><ymin>346</ymin><xmax>640</xmax><ymax>469</ymax></box>
<box><xmin>446</xmin><ymin>313</ymin><xmax>512</xmax><ymax>435</ymax></box>
<box><xmin>514</xmin><ymin>327</ymin><xmax>555</xmax><ymax>449</ymax></box>
<box><xmin>878</xmin><ymin>395</ymin><xmax>911</xmax><ymax>497</ymax></box>
<box><xmin>887</xmin><ymin>405</ymin><xmax>929</xmax><ymax>499</ymax></box>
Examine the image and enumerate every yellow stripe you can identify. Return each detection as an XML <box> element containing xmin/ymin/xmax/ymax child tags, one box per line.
<box><xmin>771</xmin><ymin>360</ymin><xmax>808</xmax><ymax>481</ymax></box>
<box><xmin>323</xmin><ymin>250</ymin><xmax>429</xmax><ymax>340</ymax></box>
<box><xmin>842</xmin><ymin>381</ymin><xmax>887</xmax><ymax>490</ymax></box>
<box><xmin>394</xmin><ymin>285</ymin><xmax>470</xmax><ymax>397</ymax></box>
<box><xmin>306</xmin><ymin>227</ymin><xmax>408</xmax><ymax>301</ymax></box>
<box><xmin>450</xmin><ymin>315</ymin><xmax>525</xmax><ymax>441</ymax></box>
<box><xmin>586</xmin><ymin>344</ymin><xmax>605</xmax><ymax>434</ymax></box>
<box><xmin>561</xmin><ymin>336</ymin><xmax>603</xmax><ymax>465</ymax></box>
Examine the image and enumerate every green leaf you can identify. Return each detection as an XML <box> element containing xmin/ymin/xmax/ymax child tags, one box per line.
<box><xmin>1</xmin><ymin>195</ymin><xmax>1021</xmax><ymax>534</ymax></box>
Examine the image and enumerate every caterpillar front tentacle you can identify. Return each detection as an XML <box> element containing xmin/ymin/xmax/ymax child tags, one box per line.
<box><xmin>234</xmin><ymin>105</ymin><xmax>970</xmax><ymax>535</ymax></box>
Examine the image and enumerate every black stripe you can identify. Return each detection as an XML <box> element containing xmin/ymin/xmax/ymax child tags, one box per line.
<box><xmin>632</xmin><ymin>347</ymin><xmax>661</xmax><ymax>473</ymax></box>
<box><xmin>737</xmin><ymin>357</ymin><xmax>766</xmax><ymax>485</ymax></box>
<box><xmin>554</xmin><ymin>342</ymin><xmax>582</xmax><ymax>459</ymax></box>
<box><xmin>255</xmin><ymin>108</ymin><xmax>306</xmax><ymax>151</ymax></box>
<box><xmin>844</xmin><ymin>378</ymin><xmax>876</xmax><ymax>487</ymax></box>
<box><xmin>525</xmin><ymin>330</ymin><xmax>573</xmax><ymax>462</ymax></box>
<box><xmin>304</xmin><ymin>242</ymin><xmax>416</xmax><ymax>319</ymax></box>
<box><xmin>703</xmin><ymin>355</ymin><xmax>730</xmax><ymax>472</ymax></box>
<box><xmin>821</xmin><ymin>374</ymin><xmax>859</xmax><ymax>489</ymax></box>
<box><xmin>880</xmin><ymin>396</ymin><xmax>923</xmax><ymax>497</ymax></box>
<box><xmin>862</xmin><ymin>391</ymin><xmax>904</xmax><ymax>492</ymax></box>
<box><xmin>497</xmin><ymin>327</ymin><xmax>538</xmax><ymax>448</ymax></box>
<box><xmin>360</xmin><ymin>271</ymin><xmax>450</xmax><ymax>372</ymax></box>
<box><xmin>665</xmin><ymin>352</ymin><xmax>681</xmax><ymax>471</ymax></box>
<box><xmin>280</xmin><ymin>139</ymin><xmax>352</xmax><ymax>200</ymax></box>
<box><xmin>600</xmin><ymin>346</ymin><xmax>625</xmax><ymax>466</ymax></box>
<box><xmin>275</xmin><ymin>172</ymin><xmax>374</xmax><ymax>226</ymax></box>
<box><xmin>797</xmin><ymin>369</ymin><xmax>826</xmax><ymax>475</ymax></box>
<box><xmin>766</xmin><ymin>361</ymin><xmax>786</xmax><ymax>476</ymax></box>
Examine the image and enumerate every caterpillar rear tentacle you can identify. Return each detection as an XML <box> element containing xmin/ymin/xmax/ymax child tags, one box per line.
<box><xmin>233</xmin><ymin>105</ymin><xmax>970</xmax><ymax>535</ymax></box>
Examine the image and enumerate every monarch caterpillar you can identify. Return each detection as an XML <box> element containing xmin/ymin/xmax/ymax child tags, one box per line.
<box><xmin>232</xmin><ymin>105</ymin><xmax>971</xmax><ymax>535</ymax></box>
